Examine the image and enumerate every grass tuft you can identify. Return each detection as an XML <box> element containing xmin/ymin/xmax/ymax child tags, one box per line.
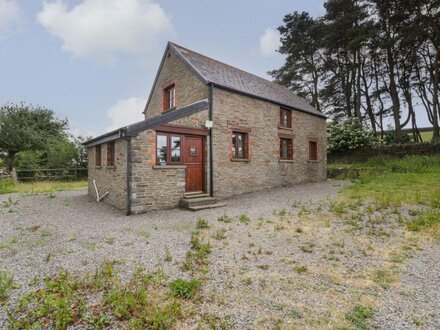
<box><xmin>169</xmin><ymin>278</ymin><xmax>200</xmax><ymax>299</ymax></box>
<box><xmin>345</xmin><ymin>305</ymin><xmax>374</xmax><ymax>329</ymax></box>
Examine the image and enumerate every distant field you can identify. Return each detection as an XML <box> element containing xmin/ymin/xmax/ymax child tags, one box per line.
<box><xmin>419</xmin><ymin>130</ymin><xmax>433</xmax><ymax>142</ymax></box>
<box><xmin>0</xmin><ymin>179</ymin><xmax>87</xmax><ymax>194</ymax></box>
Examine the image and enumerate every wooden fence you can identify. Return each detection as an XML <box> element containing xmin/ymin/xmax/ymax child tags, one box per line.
<box><xmin>16</xmin><ymin>168</ymin><xmax>88</xmax><ymax>181</ymax></box>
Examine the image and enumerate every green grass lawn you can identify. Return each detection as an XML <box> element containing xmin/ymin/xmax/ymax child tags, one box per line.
<box><xmin>0</xmin><ymin>178</ymin><xmax>87</xmax><ymax>194</ymax></box>
<box><xmin>333</xmin><ymin>155</ymin><xmax>440</xmax><ymax>236</ymax></box>
<box><xmin>334</xmin><ymin>155</ymin><xmax>440</xmax><ymax>206</ymax></box>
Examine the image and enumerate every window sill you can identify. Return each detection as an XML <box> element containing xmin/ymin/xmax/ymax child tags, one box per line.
<box><xmin>279</xmin><ymin>159</ymin><xmax>294</xmax><ymax>163</ymax></box>
<box><xmin>152</xmin><ymin>165</ymin><xmax>186</xmax><ymax>169</ymax></box>
<box><xmin>231</xmin><ymin>158</ymin><xmax>250</xmax><ymax>162</ymax></box>
<box><xmin>162</xmin><ymin>107</ymin><xmax>176</xmax><ymax>114</ymax></box>
<box><xmin>94</xmin><ymin>166</ymin><xmax>102</xmax><ymax>169</ymax></box>
<box><xmin>106</xmin><ymin>165</ymin><xmax>116</xmax><ymax>169</ymax></box>
<box><xmin>278</xmin><ymin>125</ymin><xmax>294</xmax><ymax>131</ymax></box>
<box><xmin>307</xmin><ymin>160</ymin><xmax>319</xmax><ymax>163</ymax></box>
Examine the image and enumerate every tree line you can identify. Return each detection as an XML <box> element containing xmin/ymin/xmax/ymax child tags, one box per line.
<box><xmin>0</xmin><ymin>103</ymin><xmax>89</xmax><ymax>173</ymax></box>
<box><xmin>271</xmin><ymin>0</ymin><xmax>440</xmax><ymax>143</ymax></box>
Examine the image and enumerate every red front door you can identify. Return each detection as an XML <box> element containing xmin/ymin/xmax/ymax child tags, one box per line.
<box><xmin>183</xmin><ymin>136</ymin><xmax>204</xmax><ymax>192</ymax></box>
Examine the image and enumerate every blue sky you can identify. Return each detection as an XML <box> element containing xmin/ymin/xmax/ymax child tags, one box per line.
<box><xmin>0</xmin><ymin>0</ymin><xmax>328</xmax><ymax>137</ymax></box>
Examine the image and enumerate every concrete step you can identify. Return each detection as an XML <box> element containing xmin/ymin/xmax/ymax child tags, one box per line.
<box><xmin>184</xmin><ymin>193</ymin><xmax>210</xmax><ymax>199</ymax></box>
<box><xmin>179</xmin><ymin>196</ymin><xmax>218</xmax><ymax>208</ymax></box>
<box><xmin>188</xmin><ymin>202</ymin><xmax>228</xmax><ymax>211</ymax></box>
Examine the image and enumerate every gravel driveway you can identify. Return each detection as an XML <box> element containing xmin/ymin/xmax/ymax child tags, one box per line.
<box><xmin>1</xmin><ymin>181</ymin><xmax>439</xmax><ymax>329</ymax></box>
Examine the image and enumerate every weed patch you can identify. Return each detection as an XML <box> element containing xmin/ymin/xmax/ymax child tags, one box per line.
<box><xmin>169</xmin><ymin>278</ymin><xmax>200</xmax><ymax>299</ymax></box>
<box><xmin>196</xmin><ymin>217</ymin><xmax>210</xmax><ymax>229</ymax></box>
<box><xmin>345</xmin><ymin>305</ymin><xmax>373</xmax><ymax>329</ymax></box>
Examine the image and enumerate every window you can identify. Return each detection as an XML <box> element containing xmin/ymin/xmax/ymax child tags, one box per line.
<box><xmin>232</xmin><ymin>131</ymin><xmax>249</xmax><ymax>159</ymax></box>
<box><xmin>156</xmin><ymin>133</ymin><xmax>182</xmax><ymax>164</ymax></box>
<box><xmin>163</xmin><ymin>84</ymin><xmax>176</xmax><ymax>111</ymax></box>
<box><xmin>280</xmin><ymin>138</ymin><xmax>293</xmax><ymax>160</ymax></box>
<box><xmin>95</xmin><ymin>145</ymin><xmax>101</xmax><ymax>167</ymax></box>
<box><xmin>170</xmin><ymin>135</ymin><xmax>181</xmax><ymax>163</ymax></box>
<box><xmin>107</xmin><ymin>142</ymin><xmax>115</xmax><ymax>166</ymax></box>
<box><xmin>309</xmin><ymin>141</ymin><xmax>318</xmax><ymax>161</ymax></box>
<box><xmin>280</xmin><ymin>108</ymin><xmax>292</xmax><ymax>128</ymax></box>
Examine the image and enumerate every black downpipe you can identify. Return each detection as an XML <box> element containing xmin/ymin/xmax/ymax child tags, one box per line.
<box><xmin>209</xmin><ymin>84</ymin><xmax>214</xmax><ymax>197</ymax></box>
<box><xmin>125</xmin><ymin>137</ymin><xmax>132</xmax><ymax>216</ymax></box>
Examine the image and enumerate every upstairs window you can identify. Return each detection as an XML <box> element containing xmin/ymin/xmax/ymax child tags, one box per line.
<box><xmin>156</xmin><ymin>133</ymin><xmax>182</xmax><ymax>164</ymax></box>
<box><xmin>309</xmin><ymin>141</ymin><xmax>318</xmax><ymax>161</ymax></box>
<box><xmin>95</xmin><ymin>145</ymin><xmax>101</xmax><ymax>167</ymax></box>
<box><xmin>232</xmin><ymin>131</ymin><xmax>249</xmax><ymax>159</ymax></box>
<box><xmin>280</xmin><ymin>108</ymin><xmax>292</xmax><ymax>128</ymax></box>
<box><xmin>163</xmin><ymin>84</ymin><xmax>176</xmax><ymax>111</ymax></box>
<box><xmin>107</xmin><ymin>141</ymin><xmax>115</xmax><ymax>166</ymax></box>
<box><xmin>280</xmin><ymin>138</ymin><xmax>293</xmax><ymax>160</ymax></box>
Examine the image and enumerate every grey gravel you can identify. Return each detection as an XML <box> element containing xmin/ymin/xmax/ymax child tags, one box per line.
<box><xmin>371</xmin><ymin>242</ymin><xmax>440</xmax><ymax>329</ymax></box>
<box><xmin>0</xmin><ymin>180</ymin><xmax>439</xmax><ymax>329</ymax></box>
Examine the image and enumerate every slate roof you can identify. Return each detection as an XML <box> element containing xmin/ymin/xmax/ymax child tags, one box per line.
<box><xmin>168</xmin><ymin>42</ymin><xmax>324</xmax><ymax>118</ymax></box>
<box><xmin>84</xmin><ymin>99</ymin><xmax>209</xmax><ymax>148</ymax></box>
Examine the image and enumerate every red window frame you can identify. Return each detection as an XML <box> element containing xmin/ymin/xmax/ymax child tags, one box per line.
<box><xmin>156</xmin><ymin>132</ymin><xmax>182</xmax><ymax>165</ymax></box>
<box><xmin>163</xmin><ymin>83</ymin><xmax>176</xmax><ymax>111</ymax></box>
<box><xmin>280</xmin><ymin>108</ymin><xmax>292</xmax><ymax>128</ymax></box>
<box><xmin>280</xmin><ymin>138</ymin><xmax>294</xmax><ymax>160</ymax></box>
<box><xmin>308</xmin><ymin>141</ymin><xmax>318</xmax><ymax>161</ymax></box>
<box><xmin>231</xmin><ymin>131</ymin><xmax>249</xmax><ymax>159</ymax></box>
<box><xmin>107</xmin><ymin>142</ymin><xmax>115</xmax><ymax>166</ymax></box>
<box><xmin>95</xmin><ymin>145</ymin><xmax>101</xmax><ymax>167</ymax></box>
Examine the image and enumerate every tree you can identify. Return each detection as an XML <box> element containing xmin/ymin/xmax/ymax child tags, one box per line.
<box><xmin>272</xmin><ymin>0</ymin><xmax>440</xmax><ymax>143</ymax></box>
<box><xmin>270</xmin><ymin>12</ymin><xmax>325</xmax><ymax>112</ymax></box>
<box><xmin>0</xmin><ymin>103</ymin><xmax>68</xmax><ymax>172</ymax></box>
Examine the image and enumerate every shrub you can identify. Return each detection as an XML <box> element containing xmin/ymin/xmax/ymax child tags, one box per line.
<box><xmin>169</xmin><ymin>278</ymin><xmax>200</xmax><ymax>299</ymax></box>
<box><xmin>383</xmin><ymin>129</ymin><xmax>411</xmax><ymax>145</ymax></box>
<box><xmin>327</xmin><ymin>119</ymin><xmax>377</xmax><ymax>153</ymax></box>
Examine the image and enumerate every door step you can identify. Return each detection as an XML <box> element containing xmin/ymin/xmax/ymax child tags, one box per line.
<box><xmin>184</xmin><ymin>192</ymin><xmax>210</xmax><ymax>199</ymax></box>
<box><xmin>179</xmin><ymin>196</ymin><xmax>228</xmax><ymax>211</ymax></box>
<box><xmin>187</xmin><ymin>202</ymin><xmax>228</xmax><ymax>211</ymax></box>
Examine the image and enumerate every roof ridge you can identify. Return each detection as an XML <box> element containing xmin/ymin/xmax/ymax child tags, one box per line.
<box><xmin>169</xmin><ymin>42</ymin><xmax>286</xmax><ymax>90</ymax></box>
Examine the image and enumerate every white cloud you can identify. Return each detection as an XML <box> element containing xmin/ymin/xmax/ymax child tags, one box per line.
<box><xmin>0</xmin><ymin>0</ymin><xmax>23</xmax><ymax>39</ymax></box>
<box><xmin>259</xmin><ymin>28</ymin><xmax>280</xmax><ymax>57</ymax></box>
<box><xmin>107</xmin><ymin>96</ymin><xmax>145</xmax><ymax>131</ymax></box>
<box><xmin>36</xmin><ymin>0</ymin><xmax>174</xmax><ymax>65</ymax></box>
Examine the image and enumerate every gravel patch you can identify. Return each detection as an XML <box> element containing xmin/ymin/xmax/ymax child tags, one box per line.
<box><xmin>0</xmin><ymin>181</ymin><xmax>345</xmax><ymax>328</ymax></box>
<box><xmin>372</xmin><ymin>242</ymin><xmax>440</xmax><ymax>329</ymax></box>
<box><xmin>1</xmin><ymin>180</ymin><xmax>438</xmax><ymax>329</ymax></box>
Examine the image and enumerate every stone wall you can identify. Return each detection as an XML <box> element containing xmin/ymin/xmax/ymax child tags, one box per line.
<box><xmin>129</xmin><ymin>130</ymin><xmax>186</xmax><ymax>214</ymax></box>
<box><xmin>87</xmin><ymin>139</ymin><xmax>127</xmax><ymax>210</ymax></box>
<box><xmin>144</xmin><ymin>49</ymin><xmax>208</xmax><ymax>120</ymax></box>
<box><xmin>212</xmin><ymin>88</ymin><xmax>326</xmax><ymax>199</ymax></box>
<box><xmin>328</xmin><ymin>143</ymin><xmax>440</xmax><ymax>163</ymax></box>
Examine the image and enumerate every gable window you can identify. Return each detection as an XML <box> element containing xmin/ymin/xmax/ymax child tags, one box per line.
<box><xmin>95</xmin><ymin>145</ymin><xmax>101</xmax><ymax>167</ymax></box>
<box><xmin>280</xmin><ymin>108</ymin><xmax>292</xmax><ymax>128</ymax></box>
<box><xmin>163</xmin><ymin>84</ymin><xmax>176</xmax><ymax>111</ymax></box>
<box><xmin>107</xmin><ymin>141</ymin><xmax>115</xmax><ymax>166</ymax></box>
<box><xmin>280</xmin><ymin>138</ymin><xmax>293</xmax><ymax>160</ymax></box>
<box><xmin>232</xmin><ymin>131</ymin><xmax>249</xmax><ymax>159</ymax></box>
<box><xmin>309</xmin><ymin>141</ymin><xmax>318</xmax><ymax>161</ymax></box>
<box><xmin>156</xmin><ymin>133</ymin><xmax>182</xmax><ymax>164</ymax></box>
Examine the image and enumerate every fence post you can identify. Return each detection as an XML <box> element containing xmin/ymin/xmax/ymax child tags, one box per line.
<box><xmin>11</xmin><ymin>168</ymin><xmax>18</xmax><ymax>184</ymax></box>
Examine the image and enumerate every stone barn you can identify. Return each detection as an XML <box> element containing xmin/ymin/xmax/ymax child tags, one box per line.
<box><xmin>84</xmin><ymin>42</ymin><xmax>327</xmax><ymax>214</ymax></box>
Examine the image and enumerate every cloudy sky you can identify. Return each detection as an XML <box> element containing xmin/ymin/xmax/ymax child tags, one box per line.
<box><xmin>0</xmin><ymin>0</ymin><xmax>326</xmax><ymax>137</ymax></box>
